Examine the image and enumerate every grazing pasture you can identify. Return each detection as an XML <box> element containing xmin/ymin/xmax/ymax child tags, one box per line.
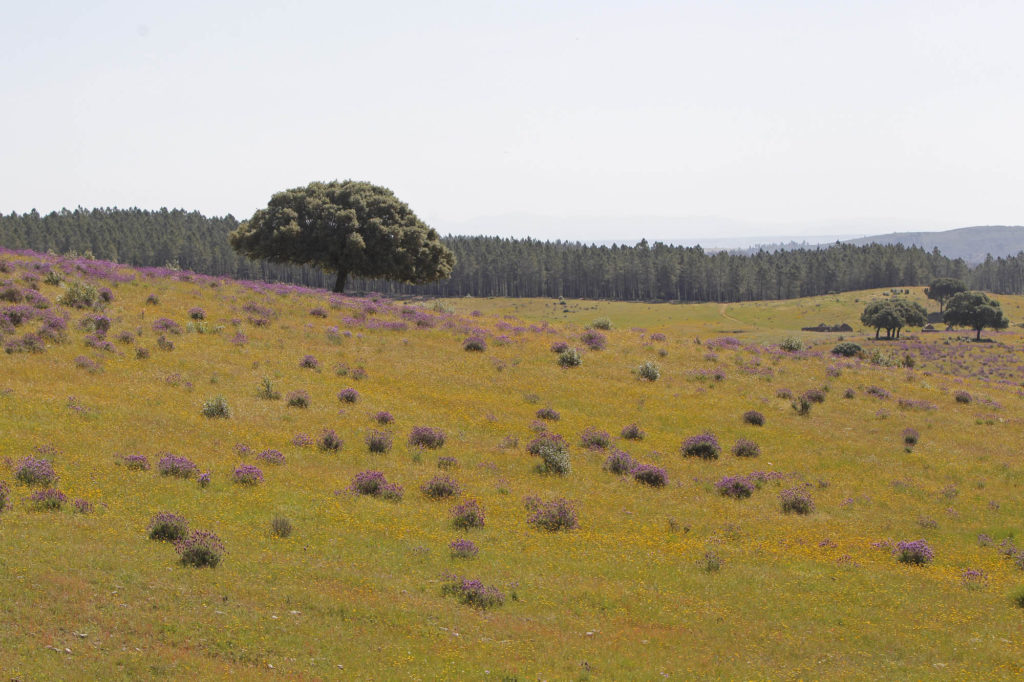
<box><xmin>2</xmin><ymin>250</ymin><xmax>1024</xmax><ymax>678</ymax></box>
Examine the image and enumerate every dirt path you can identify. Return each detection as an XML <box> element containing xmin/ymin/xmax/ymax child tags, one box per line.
<box><xmin>718</xmin><ymin>303</ymin><xmax>745</xmax><ymax>326</ymax></box>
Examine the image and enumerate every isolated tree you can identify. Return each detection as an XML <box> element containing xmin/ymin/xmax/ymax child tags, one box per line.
<box><xmin>943</xmin><ymin>291</ymin><xmax>1009</xmax><ymax>340</ymax></box>
<box><xmin>860</xmin><ymin>298</ymin><xmax>926</xmax><ymax>339</ymax></box>
<box><xmin>229</xmin><ymin>180</ymin><xmax>455</xmax><ymax>293</ymax></box>
<box><xmin>890</xmin><ymin>298</ymin><xmax>928</xmax><ymax>338</ymax></box>
<box><xmin>925</xmin><ymin>277</ymin><xmax>966</xmax><ymax>313</ymax></box>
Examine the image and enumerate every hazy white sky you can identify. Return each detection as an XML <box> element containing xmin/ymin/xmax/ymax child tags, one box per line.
<box><xmin>2</xmin><ymin>0</ymin><xmax>1022</xmax><ymax>240</ymax></box>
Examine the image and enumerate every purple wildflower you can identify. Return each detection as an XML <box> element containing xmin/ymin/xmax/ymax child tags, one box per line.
<box><xmin>233</xmin><ymin>465</ymin><xmax>264</xmax><ymax>485</ymax></box>
<box><xmin>157</xmin><ymin>454</ymin><xmax>198</xmax><ymax>479</ymax></box>
<box><xmin>682</xmin><ymin>432</ymin><xmax>721</xmax><ymax>459</ymax></box>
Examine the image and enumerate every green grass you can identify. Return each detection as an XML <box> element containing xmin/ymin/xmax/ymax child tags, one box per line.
<box><xmin>2</xmin><ymin>254</ymin><xmax>1024</xmax><ymax>678</ymax></box>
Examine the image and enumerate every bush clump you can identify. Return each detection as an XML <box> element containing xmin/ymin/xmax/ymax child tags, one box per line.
<box><xmin>450</xmin><ymin>499</ymin><xmax>485</xmax><ymax>530</ymax></box>
<box><xmin>14</xmin><ymin>457</ymin><xmax>58</xmax><ymax>486</ymax></box>
<box><xmin>902</xmin><ymin>428</ymin><xmax>919</xmax><ymax>446</ymax></box>
<box><xmin>176</xmin><ymin>530</ymin><xmax>225</xmax><ymax>568</ymax></box>
<box><xmin>350</xmin><ymin>470</ymin><xmax>403</xmax><ymax>501</ymax></box>
<box><xmin>896</xmin><ymin>539</ymin><xmax>934</xmax><ymax>565</ymax></box>
<box><xmin>437</xmin><ymin>456</ymin><xmax>458</xmax><ymax>470</ymax></box>
<box><xmin>779</xmin><ymin>336</ymin><xmax>804</xmax><ymax>352</ymax></box>
<box><xmin>581</xmin><ymin>329</ymin><xmax>607</xmax><ymax>350</ymax></box>
<box><xmin>535</xmin><ymin>407</ymin><xmax>560</xmax><ymax>421</ymax></box>
<box><xmin>557</xmin><ymin>347</ymin><xmax>582</xmax><ymax>368</ymax></box>
<box><xmin>373</xmin><ymin>410</ymin><xmax>394</xmax><ymax>424</ymax></box>
<box><xmin>681</xmin><ymin>432</ymin><xmax>721</xmax><ymax>459</ymax></box>
<box><xmin>298</xmin><ymin>354</ymin><xmax>319</xmax><ymax>369</ymax></box>
<box><xmin>603</xmin><ymin>449</ymin><xmax>636</xmax><ymax>475</ymax></box>
<box><xmin>780</xmin><ymin>487</ymin><xmax>815</xmax><ymax>515</ymax></box>
<box><xmin>831</xmin><ymin>342</ymin><xmax>862</xmax><ymax>357</ymax></box>
<box><xmin>590</xmin><ymin>317</ymin><xmax>613</xmax><ymax>330</ymax></box>
<box><xmin>620</xmin><ymin>423</ymin><xmax>645</xmax><ymax>440</ymax></box>
<box><xmin>954</xmin><ymin>390</ymin><xmax>972</xmax><ymax>404</ymax></box>
<box><xmin>148</xmin><ymin>512</ymin><xmax>189</xmax><ymax>542</ymax></box>
<box><xmin>365</xmin><ymin>430</ymin><xmax>393</xmax><ymax>453</ymax></box>
<box><xmin>409</xmin><ymin>426</ymin><xmax>445</xmax><ymax>449</ymax></box>
<box><xmin>0</xmin><ymin>481</ymin><xmax>9</xmax><ymax>513</ymax></box>
<box><xmin>271</xmin><ymin>516</ymin><xmax>293</xmax><ymax>538</ymax></box>
<box><xmin>462</xmin><ymin>336</ymin><xmax>487</xmax><ymax>351</ymax></box>
<box><xmin>188</xmin><ymin>307</ymin><xmax>206</xmax><ymax>320</ymax></box>
<box><xmin>317</xmin><ymin>429</ymin><xmax>342</xmax><ymax>452</ymax></box>
<box><xmin>525</xmin><ymin>496</ymin><xmax>578</xmax><ymax>531</ymax></box>
<box><xmin>632</xmin><ymin>463</ymin><xmax>667</xmax><ymax>487</ymax></box>
<box><xmin>256</xmin><ymin>377</ymin><xmax>281</xmax><ymax>400</ymax></box>
<box><xmin>201</xmin><ymin>396</ymin><xmax>230</xmax><ymax>418</ymax></box>
<box><xmin>636</xmin><ymin>361</ymin><xmax>661</xmax><ymax>381</ymax></box>
<box><xmin>716</xmin><ymin>475</ymin><xmax>755</xmax><ymax>499</ymax></box>
<box><xmin>441</xmin><ymin>574</ymin><xmax>504</xmax><ymax>608</ymax></box>
<box><xmin>742</xmin><ymin>410</ymin><xmax>765</xmax><ymax>426</ymax></box>
<box><xmin>121</xmin><ymin>454</ymin><xmax>150</xmax><ymax>471</ymax></box>
<box><xmin>732</xmin><ymin>438</ymin><xmax>761</xmax><ymax>458</ymax></box>
<box><xmin>449</xmin><ymin>539</ymin><xmax>479</xmax><ymax>559</ymax></box>
<box><xmin>579</xmin><ymin>426</ymin><xmax>611</xmax><ymax>450</ymax></box>
<box><xmin>286</xmin><ymin>390</ymin><xmax>311</xmax><ymax>408</ymax></box>
<box><xmin>158</xmin><ymin>454</ymin><xmax>198</xmax><ymax>479</ymax></box>
<box><xmin>57</xmin><ymin>281</ymin><xmax>100</xmax><ymax>309</ymax></box>
<box><xmin>29</xmin><ymin>488</ymin><xmax>67</xmax><ymax>510</ymax></box>
<box><xmin>421</xmin><ymin>474</ymin><xmax>460</xmax><ymax>499</ymax></box>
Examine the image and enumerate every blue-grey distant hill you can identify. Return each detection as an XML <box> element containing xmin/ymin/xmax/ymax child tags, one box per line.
<box><xmin>842</xmin><ymin>226</ymin><xmax>1024</xmax><ymax>264</ymax></box>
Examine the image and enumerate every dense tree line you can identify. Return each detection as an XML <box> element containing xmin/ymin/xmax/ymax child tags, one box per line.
<box><xmin>0</xmin><ymin>207</ymin><xmax>991</xmax><ymax>302</ymax></box>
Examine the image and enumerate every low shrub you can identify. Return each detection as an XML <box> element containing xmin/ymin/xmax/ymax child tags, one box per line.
<box><xmin>299</xmin><ymin>354</ymin><xmax>319</xmax><ymax>369</ymax></box>
<box><xmin>148</xmin><ymin>512</ymin><xmax>189</xmax><ymax>542</ymax></box>
<box><xmin>374</xmin><ymin>410</ymin><xmax>394</xmax><ymax>424</ymax></box>
<box><xmin>732</xmin><ymin>438</ymin><xmax>760</xmax><ymax>458</ymax></box>
<box><xmin>14</xmin><ymin>457</ymin><xmax>58</xmax><ymax>486</ymax></box>
<box><xmin>590</xmin><ymin>316</ymin><xmax>612</xmax><ymax>330</ymax></box>
<box><xmin>742</xmin><ymin>410</ymin><xmax>765</xmax><ymax>426</ymax></box>
<box><xmin>350</xmin><ymin>470</ymin><xmax>403</xmax><ymax>501</ymax></box>
<box><xmin>780</xmin><ymin>487</ymin><xmax>815</xmax><ymax>514</ymax></box>
<box><xmin>620</xmin><ymin>423</ymin><xmax>645</xmax><ymax>440</ymax></box>
<box><xmin>72</xmin><ymin>498</ymin><xmax>93</xmax><ymax>514</ymax></box>
<box><xmin>201</xmin><ymin>396</ymin><xmax>230</xmax><ymax>418</ymax></box>
<box><xmin>896</xmin><ymin>539</ymin><xmax>934</xmax><ymax>565</ymax></box>
<box><xmin>437</xmin><ymin>456</ymin><xmax>458</xmax><ymax>470</ymax></box>
<box><xmin>450</xmin><ymin>499</ymin><xmax>485</xmax><ymax>529</ymax></box>
<box><xmin>256</xmin><ymin>377</ymin><xmax>281</xmax><ymax>400</ymax></box>
<box><xmin>902</xmin><ymin>428</ymin><xmax>919</xmax><ymax>446</ymax></box>
<box><xmin>441</xmin><ymin>574</ymin><xmax>504</xmax><ymax>608</ymax></box>
<box><xmin>579</xmin><ymin>426</ymin><xmax>611</xmax><ymax>450</ymax></box>
<box><xmin>636</xmin><ymin>361</ymin><xmax>661</xmax><ymax>381</ymax></box>
<box><xmin>121</xmin><ymin>454</ymin><xmax>150</xmax><ymax>471</ymax></box>
<box><xmin>779</xmin><ymin>336</ymin><xmax>804</xmax><ymax>352</ymax></box>
<box><xmin>286</xmin><ymin>390</ymin><xmax>311</xmax><ymax>408</ymax></box>
<box><xmin>581</xmin><ymin>329</ymin><xmax>607</xmax><ymax>350</ymax></box>
<box><xmin>449</xmin><ymin>539</ymin><xmax>479</xmax><ymax>559</ymax></box>
<box><xmin>681</xmin><ymin>432</ymin><xmax>721</xmax><ymax>459</ymax></box>
<box><xmin>791</xmin><ymin>396</ymin><xmax>812</xmax><ymax>416</ymax></box>
<box><xmin>317</xmin><ymin>429</ymin><xmax>342</xmax><ymax>452</ymax></box>
<box><xmin>803</xmin><ymin>388</ymin><xmax>826</xmax><ymax>404</ymax></box>
<box><xmin>409</xmin><ymin>426</ymin><xmax>445</xmax><ymax>449</ymax></box>
<box><xmin>337</xmin><ymin>388</ymin><xmax>359</xmax><ymax>403</ymax></box>
<box><xmin>176</xmin><ymin>530</ymin><xmax>225</xmax><ymax>568</ymax></box>
<box><xmin>831</xmin><ymin>342</ymin><xmax>862</xmax><ymax>357</ymax></box>
<box><xmin>697</xmin><ymin>551</ymin><xmax>723</xmax><ymax>573</ymax></box>
<box><xmin>603</xmin><ymin>449</ymin><xmax>636</xmax><ymax>475</ymax></box>
<box><xmin>57</xmin><ymin>281</ymin><xmax>99</xmax><ymax>309</ymax></box>
<box><xmin>365</xmin><ymin>430</ymin><xmax>393</xmax><ymax>453</ymax></box>
<box><xmin>29</xmin><ymin>488</ymin><xmax>67</xmax><ymax>511</ymax></box>
<box><xmin>632</xmin><ymin>463</ymin><xmax>667</xmax><ymax>487</ymax></box>
<box><xmin>557</xmin><ymin>347</ymin><xmax>582</xmax><ymax>367</ymax></box>
<box><xmin>421</xmin><ymin>474</ymin><xmax>460</xmax><ymax>499</ymax></box>
<box><xmin>271</xmin><ymin>516</ymin><xmax>293</xmax><ymax>538</ymax></box>
<box><xmin>188</xmin><ymin>307</ymin><xmax>206</xmax><ymax>320</ymax></box>
<box><xmin>954</xmin><ymin>390</ymin><xmax>972</xmax><ymax>404</ymax></box>
<box><xmin>158</xmin><ymin>454</ymin><xmax>198</xmax><ymax>479</ymax></box>
<box><xmin>462</xmin><ymin>336</ymin><xmax>487</xmax><ymax>351</ymax></box>
<box><xmin>535</xmin><ymin>407</ymin><xmax>560</xmax><ymax>421</ymax></box>
<box><xmin>0</xmin><ymin>481</ymin><xmax>9</xmax><ymax>512</ymax></box>
<box><xmin>256</xmin><ymin>449</ymin><xmax>285</xmax><ymax>465</ymax></box>
<box><xmin>550</xmin><ymin>341</ymin><xmax>569</xmax><ymax>353</ymax></box>
<box><xmin>716</xmin><ymin>475</ymin><xmax>754</xmax><ymax>499</ymax></box>
<box><xmin>524</xmin><ymin>496</ymin><xmax>578</xmax><ymax>531</ymax></box>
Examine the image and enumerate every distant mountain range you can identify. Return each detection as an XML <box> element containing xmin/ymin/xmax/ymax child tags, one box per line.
<box><xmin>840</xmin><ymin>226</ymin><xmax>1024</xmax><ymax>264</ymax></box>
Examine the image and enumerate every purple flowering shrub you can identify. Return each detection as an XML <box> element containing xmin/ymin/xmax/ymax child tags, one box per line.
<box><xmin>299</xmin><ymin>354</ymin><xmax>319</xmax><ymax>369</ymax></box>
<box><xmin>317</xmin><ymin>429</ymin><xmax>342</xmax><ymax>451</ymax></box>
<box><xmin>374</xmin><ymin>411</ymin><xmax>394</xmax><ymax>425</ymax></box>
<box><xmin>535</xmin><ymin>407</ymin><xmax>560</xmax><ymax>421</ymax></box>
<box><xmin>233</xmin><ymin>465</ymin><xmax>264</xmax><ymax>485</ymax></box>
<box><xmin>902</xmin><ymin>428</ymin><xmax>919</xmax><ymax>446</ymax></box>
<box><xmin>742</xmin><ymin>410</ymin><xmax>765</xmax><ymax>426</ymax></box>
<box><xmin>632</xmin><ymin>463</ymin><xmax>667</xmax><ymax>487</ymax></box>
<box><xmin>579</xmin><ymin>426</ymin><xmax>611</xmax><ymax>450</ymax></box>
<box><xmin>732</xmin><ymin>439</ymin><xmax>761</xmax><ymax>458</ymax></box>
<box><xmin>157</xmin><ymin>454</ymin><xmax>198</xmax><ymax>479</ymax></box>
<box><xmin>365</xmin><ymin>430</ymin><xmax>393</xmax><ymax>453</ymax></box>
<box><xmin>421</xmin><ymin>474</ymin><xmax>460</xmax><ymax>499</ymax></box>
<box><xmin>780</xmin><ymin>487</ymin><xmax>815</xmax><ymax>515</ymax></box>
<box><xmin>896</xmin><ymin>539</ymin><xmax>934</xmax><ymax>565</ymax></box>
<box><xmin>603</xmin><ymin>450</ymin><xmax>636</xmax><ymax>475</ymax></box>
<box><xmin>581</xmin><ymin>329</ymin><xmax>607</xmax><ymax>350</ymax></box>
<box><xmin>188</xmin><ymin>307</ymin><xmax>205</xmax><ymax>320</ymax></box>
<box><xmin>441</xmin><ymin>574</ymin><xmax>504</xmax><ymax>608</ymax></box>
<box><xmin>176</xmin><ymin>530</ymin><xmax>225</xmax><ymax>567</ymax></box>
<box><xmin>437</xmin><ymin>456</ymin><xmax>458</xmax><ymax>470</ymax></box>
<box><xmin>148</xmin><ymin>512</ymin><xmax>189</xmax><ymax>542</ymax></box>
<box><xmin>449</xmin><ymin>539</ymin><xmax>479</xmax><ymax>559</ymax></box>
<box><xmin>15</xmin><ymin>457</ymin><xmax>58</xmax><ymax>486</ymax></box>
<box><xmin>462</xmin><ymin>336</ymin><xmax>487</xmax><ymax>351</ymax></box>
<box><xmin>450</xmin><ymin>499</ymin><xmax>485</xmax><ymax>529</ymax></box>
<box><xmin>121</xmin><ymin>454</ymin><xmax>150</xmax><ymax>471</ymax></box>
<box><xmin>954</xmin><ymin>390</ymin><xmax>972</xmax><ymax>404</ymax></box>
<box><xmin>30</xmin><ymin>488</ymin><xmax>67</xmax><ymax>510</ymax></box>
<box><xmin>620</xmin><ymin>423</ymin><xmax>645</xmax><ymax>440</ymax></box>
<box><xmin>337</xmin><ymin>388</ymin><xmax>359</xmax><ymax>403</ymax></box>
<box><xmin>716</xmin><ymin>476</ymin><xmax>755</xmax><ymax>499</ymax></box>
<box><xmin>524</xmin><ymin>496</ymin><xmax>578</xmax><ymax>531</ymax></box>
<box><xmin>682</xmin><ymin>432</ymin><xmax>721</xmax><ymax>459</ymax></box>
<box><xmin>256</xmin><ymin>449</ymin><xmax>285</xmax><ymax>465</ymax></box>
<box><xmin>350</xmin><ymin>471</ymin><xmax>403</xmax><ymax>501</ymax></box>
<box><xmin>408</xmin><ymin>426</ymin><xmax>445</xmax><ymax>449</ymax></box>
<box><xmin>152</xmin><ymin>318</ymin><xmax>182</xmax><ymax>334</ymax></box>
<box><xmin>550</xmin><ymin>341</ymin><xmax>569</xmax><ymax>353</ymax></box>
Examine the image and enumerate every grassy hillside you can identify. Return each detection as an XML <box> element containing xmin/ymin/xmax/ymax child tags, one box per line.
<box><xmin>2</xmin><ymin>250</ymin><xmax>1024</xmax><ymax>679</ymax></box>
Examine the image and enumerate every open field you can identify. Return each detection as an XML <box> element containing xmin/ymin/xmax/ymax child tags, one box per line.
<box><xmin>2</xmin><ymin>250</ymin><xmax>1024</xmax><ymax>679</ymax></box>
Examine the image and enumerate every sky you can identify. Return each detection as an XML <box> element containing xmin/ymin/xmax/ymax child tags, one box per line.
<box><xmin>2</xmin><ymin>0</ymin><xmax>1023</xmax><ymax>242</ymax></box>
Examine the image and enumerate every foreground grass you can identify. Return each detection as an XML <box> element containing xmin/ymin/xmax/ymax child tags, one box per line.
<box><xmin>1</xmin><ymin>252</ymin><xmax>1023</xmax><ymax>679</ymax></box>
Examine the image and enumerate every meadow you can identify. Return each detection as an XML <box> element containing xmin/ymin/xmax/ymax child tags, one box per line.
<box><xmin>2</xmin><ymin>249</ymin><xmax>1024</xmax><ymax>679</ymax></box>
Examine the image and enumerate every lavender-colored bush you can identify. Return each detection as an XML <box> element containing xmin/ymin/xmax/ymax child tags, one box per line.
<box><xmin>158</xmin><ymin>454</ymin><xmax>198</xmax><ymax>479</ymax></box>
<box><xmin>902</xmin><ymin>428</ymin><xmax>919</xmax><ymax>446</ymax></box>
<box><xmin>148</xmin><ymin>512</ymin><xmax>189</xmax><ymax>542</ymax></box>
<box><xmin>286</xmin><ymin>390</ymin><xmax>311</xmax><ymax>408</ymax></box>
<box><xmin>299</xmin><ymin>354</ymin><xmax>319</xmax><ymax>369</ymax></box>
<box><xmin>524</xmin><ymin>496</ymin><xmax>578</xmax><ymax>531</ymax></box>
<box><xmin>437</xmin><ymin>456</ymin><xmax>458</xmax><ymax>470</ymax></box>
<box><xmin>620</xmin><ymin>423</ymin><xmax>645</xmax><ymax>440</ymax></box>
<box><xmin>535</xmin><ymin>407</ymin><xmax>560</xmax><ymax>421</ymax></box>
<box><xmin>374</xmin><ymin>410</ymin><xmax>394</xmax><ymax>424</ymax></box>
<box><xmin>29</xmin><ymin>488</ymin><xmax>67</xmax><ymax>510</ymax></box>
<box><xmin>716</xmin><ymin>475</ymin><xmax>755</xmax><ymax>499</ymax></box>
<box><xmin>682</xmin><ymin>432</ymin><xmax>721</xmax><ymax>459</ymax></box>
<box><xmin>527</xmin><ymin>432</ymin><xmax>567</xmax><ymax>455</ymax></box>
<box><xmin>603</xmin><ymin>449</ymin><xmax>636</xmax><ymax>475</ymax></box>
<box><xmin>152</xmin><ymin>318</ymin><xmax>182</xmax><ymax>334</ymax></box>
<box><xmin>421</xmin><ymin>474</ymin><xmax>460</xmax><ymax>499</ymax></box>
<box><xmin>580</xmin><ymin>426</ymin><xmax>611</xmax><ymax>450</ymax></box>
<box><xmin>408</xmin><ymin>426</ymin><xmax>445</xmax><ymax>449</ymax></box>
<box><xmin>780</xmin><ymin>487</ymin><xmax>815</xmax><ymax>515</ymax></box>
<box><xmin>350</xmin><ymin>470</ymin><xmax>403</xmax><ymax>501</ymax></box>
<box><xmin>450</xmin><ymin>499</ymin><xmax>485</xmax><ymax>529</ymax></box>
<box><xmin>462</xmin><ymin>336</ymin><xmax>487</xmax><ymax>351</ymax></box>
<box><xmin>581</xmin><ymin>329</ymin><xmax>607</xmax><ymax>350</ymax></box>
<box><xmin>256</xmin><ymin>449</ymin><xmax>286</xmax><ymax>465</ymax></box>
<box><xmin>896</xmin><ymin>539</ymin><xmax>934</xmax><ymax>565</ymax></box>
<box><xmin>954</xmin><ymin>390</ymin><xmax>972</xmax><ymax>404</ymax></box>
<box><xmin>449</xmin><ymin>539</ymin><xmax>479</xmax><ymax>559</ymax></box>
<box><xmin>176</xmin><ymin>530</ymin><xmax>225</xmax><ymax>567</ymax></box>
<box><xmin>121</xmin><ymin>454</ymin><xmax>150</xmax><ymax>471</ymax></box>
<box><xmin>632</xmin><ymin>463</ymin><xmax>668</xmax><ymax>487</ymax></box>
<box><xmin>732</xmin><ymin>438</ymin><xmax>761</xmax><ymax>458</ymax></box>
<box><xmin>233</xmin><ymin>465</ymin><xmax>264</xmax><ymax>485</ymax></box>
<box><xmin>197</xmin><ymin>472</ymin><xmax>211</xmax><ymax>488</ymax></box>
<box><xmin>365</xmin><ymin>430</ymin><xmax>393</xmax><ymax>453</ymax></box>
<box><xmin>337</xmin><ymin>387</ymin><xmax>359</xmax><ymax>403</ymax></box>
<box><xmin>188</xmin><ymin>307</ymin><xmax>206</xmax><ymax>320</ymax></box>
<box><xmin>317</xmin><ymin>429</ymin><xmax>343</xmax><ymax>452</ymax></box>
<box><xmin>550</xmin><ymin>341</ymin><xmax>569</xmax><ymax>353</ymax></box>
<box><xmin>15</xmin><ymin>457</ymin><xmax>58</xmax><ymax>486</ymax></box>
<box><xmin>441</xmin><ymin>574</ymin><xmax>504</xmax><ymax>608</ymax></box>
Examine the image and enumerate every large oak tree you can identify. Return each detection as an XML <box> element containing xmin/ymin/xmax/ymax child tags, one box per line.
<box><xmin>229</xmin><ymin>180</ymin><xmax>455</xmax><ymax>293</ymax></box>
